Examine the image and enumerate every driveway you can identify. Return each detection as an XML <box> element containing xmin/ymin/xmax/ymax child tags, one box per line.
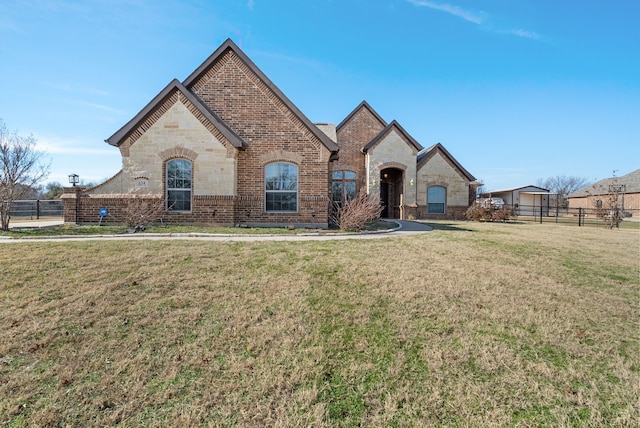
<box><xmin>1</xmin><ymin>220</ymin><xmax>432</xmax><ymax>242</ymax></box>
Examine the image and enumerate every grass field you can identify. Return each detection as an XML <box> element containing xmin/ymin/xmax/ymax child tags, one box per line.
<box><xmin>1</xmin><ymin>221</ymin><xmax>638</xmax><ymax>427</ymax></box>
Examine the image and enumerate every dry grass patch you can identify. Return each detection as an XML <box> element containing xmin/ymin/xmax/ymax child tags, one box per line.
<box><xmin>1</xmin><ymin>222</ymin><xmax>638</xmax><ymax>426</ymax></box>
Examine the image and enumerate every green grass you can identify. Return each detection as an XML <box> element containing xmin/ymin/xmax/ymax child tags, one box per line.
<box><xmin>1</xmin><ymin>221</ymin><xmax>638</xmax><ymax>426</ymax></box>
<box><xmin>1</xmin><ymin>220</ymin><xmax>397</xmax><ymax>237</ymax></box>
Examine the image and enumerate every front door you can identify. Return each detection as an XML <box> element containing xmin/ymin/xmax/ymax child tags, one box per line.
<box><xmin>380</xmin><ymin>168</ymin><xmax>404</xmax><ymax>219</ymax></box>
<box><xmin>380</xmin><ymin>182</ymin><xmax>389</xmax><ymax>218</ymax></box>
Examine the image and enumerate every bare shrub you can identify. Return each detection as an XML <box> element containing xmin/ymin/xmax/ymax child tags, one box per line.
<box><xmin>121</xmin><ymin>195</ymin><xmax>165</xmax><ymax>228</ymax></box>
<box><xmin>465</xmin><ymin>202</ymin><xmax>490</xmax><ymax>221</ymax></box>
<box><xmin>466</xmin><ymin>203</ymin><xmax>515</xmax><ymax>222</ymax></box>
<box><xmin>331</xmin><ymin>192</ymin><xmax>383</xmax><ymax>231</ymax></box>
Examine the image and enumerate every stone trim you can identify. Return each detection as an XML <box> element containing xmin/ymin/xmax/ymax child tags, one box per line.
<box><xmin>158</xmin><ymin>146</ymin><xmax>199</xmax><ymax>162</ymax></box>
<box><xmin>377</xmin><ymin>161</ymin><xmax>407</xmax><ymax>172</ymax></box>
<box><xmin>259</xmin><ymin>150</ymin><xmax>303</xmax><ymax>166</ymax></box>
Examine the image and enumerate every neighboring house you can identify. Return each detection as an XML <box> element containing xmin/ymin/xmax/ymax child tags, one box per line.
<box><xmin>62</xmin><ymin>39</ymin><xmax>475</xmax><ymax>227</ymax></box>
<box><xmin>484</xmin><ymin>185</ymin><xmax>551</xmax><ymax>216</ymax></box>
<box><xmin>567</xmin><ymin>169</ymin><xmax>640</xmax><ymax>214</ymax></box>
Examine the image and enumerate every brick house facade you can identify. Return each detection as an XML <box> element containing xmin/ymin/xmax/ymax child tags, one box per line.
<box><xmin>63</xmin><ymin>39</ymin><xmax>475</xmax><ymax>227</ymax></box>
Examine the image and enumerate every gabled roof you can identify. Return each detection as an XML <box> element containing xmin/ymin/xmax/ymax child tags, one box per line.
<box><xmin>336</xmin><ymin>100</ymin><xmax>387</xmax><ymax>132</ymax></box>
<box><xmin>106</xmin><ymin>79</ymin><xmax>247</xmax><ymax>149</ymax></box>
<box><xmin>417</xmin><ymin>143</ymin><xmax>476</xmax><ymax>181</ymax></box>
<box><xmin>362</xmin><ymin>120</ymin><xmax>423</xmax><ymax>153</ymax></box>
<box><xmin>568</xmin><ymin>168</ymin><xmax>640</xmax><ymax>197</ymax></box>
<box><xmin>183</xmin><ymin>38</ymin><xmax>338</xmax><ymax>154</ymax></box>
<box><xmin>488</xmin><ymin>185</ymin><xmax>550</xmax><ymax>194</ymax></box>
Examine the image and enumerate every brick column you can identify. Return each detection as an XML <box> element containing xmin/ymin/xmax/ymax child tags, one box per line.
<box><xmin>61</xmin><ymin>187</ymin><xmax>83</xmax><ymax>224</ymax></box>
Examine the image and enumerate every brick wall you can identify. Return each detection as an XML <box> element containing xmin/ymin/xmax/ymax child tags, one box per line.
<box><xmin>188</xmin><ymin>48</ymin><xmax>332</xmax><ymax>226</ymax></box>
<box><xmin>335</xmin><ymin>106</ymin><xmax>385</xmax><ymax>192</ymax></box>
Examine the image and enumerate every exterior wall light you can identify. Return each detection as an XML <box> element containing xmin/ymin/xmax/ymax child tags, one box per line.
<box><xmin>68</xmin><ymin>174</ymin><xmax>79</xmax><ymax>187</ymax></box>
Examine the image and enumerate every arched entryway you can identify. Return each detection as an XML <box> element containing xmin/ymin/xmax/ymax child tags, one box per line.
<box><xmin>380</xmin><ymin>167</ymin><xmax>404</xmax><ymax>219</ymax></box>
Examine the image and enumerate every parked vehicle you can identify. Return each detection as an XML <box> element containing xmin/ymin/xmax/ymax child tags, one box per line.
<box><xmin>477</xmin><ymin>197</ymin><xmax>506</xmax><ymax>209</ymax></box>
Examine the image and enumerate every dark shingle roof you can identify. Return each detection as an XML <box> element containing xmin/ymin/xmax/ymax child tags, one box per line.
<box><xmin>336</xmin><ymin>101</ymin><xmax>387</xmax><ymax>132</ymax></box>
<box><xmin>568</xmin><ymin>169</ymin><xmax>640</xmax><ymax>197</ymax></box>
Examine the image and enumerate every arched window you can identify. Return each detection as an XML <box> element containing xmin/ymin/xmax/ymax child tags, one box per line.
<box><xmin>265</xmin><ymin>162</ymin><xmax>298</xmax><ymax>212</ymax></box>
<box><xmin>166</xmin><ymin>159</ymin><xmax>192</xmax><ymax>211</ymax></box>
<box><xmin>427</xmin><ymin>186</ymin><xmax>446</xmax><ymax>214</ymax></box>
<box><xmin>331</xmin><ymin>170</ymin><xmax>357</xmax><ymax>206</ymax></box>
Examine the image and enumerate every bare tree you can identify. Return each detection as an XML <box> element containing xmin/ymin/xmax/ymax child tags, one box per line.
<box><xmin>536</xmin><ymin>175</ymin><xmax>591</xmax><ymax>208</ymax></box>
<box><xmin>587</xmin><ymin>175</ymin><xmax>625</xmax><ymax>229</ymax></box>
<box><xmin>0</xmin><ymin>119</ymin><xmax>50</xmax><ymax>230</ymax></box>
<box><xmin>40</xmin><ymin>181</ymin><xmax>64</xmax><ymax>199</ymax></box>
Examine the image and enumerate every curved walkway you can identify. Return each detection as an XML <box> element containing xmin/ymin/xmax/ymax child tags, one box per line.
<box><xmin>1</xmin><ymin>220</ymin><xmax>433</xmax><ymax>242</ymax></box>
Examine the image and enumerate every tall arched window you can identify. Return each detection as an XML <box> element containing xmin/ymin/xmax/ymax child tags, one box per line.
<box><xmin>331</xmin><ymin>170</ymin><xmax>357</xmax><ymax>206</ymax></box>
<box><xmin>166</xmin><ymin>159</ymin><xmax>192</xmax><ymax>211</ymax></box>
<box><xmin>265</xmin><ymin>162</ymin><xmax>298</xmax><ymax>212</ymax></box>
<box><xmin>427</xmin><ymin>186</ymin><xmax>446</xmax><ymax>214</ymax></box>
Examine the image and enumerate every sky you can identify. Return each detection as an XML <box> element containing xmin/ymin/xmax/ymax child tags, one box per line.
<box><xmin>0</xmin><ymin>0</ymin><xmax>638</xmax><ymax>191</ymax></box>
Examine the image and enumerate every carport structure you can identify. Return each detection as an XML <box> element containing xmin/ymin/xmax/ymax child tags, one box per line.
<box><xmin>484</xmin><ymin>185</ymin><xmax>554</xmax><ymax>217</ymax></box>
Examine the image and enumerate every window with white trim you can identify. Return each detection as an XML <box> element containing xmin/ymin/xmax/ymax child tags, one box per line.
<box><xmin>427</xmin><ymin>186</ymin><xmax>446</xmax><ymax>214</ymax></box>
<box><xmin>166</xmin><ymin>159</ymin><xmax>192</xmax><ymax>211</ymax></box>
<box><xmin>265</xmin><ymin>162</ymin><xmax>298</xmax><ymax>212</ymax></box>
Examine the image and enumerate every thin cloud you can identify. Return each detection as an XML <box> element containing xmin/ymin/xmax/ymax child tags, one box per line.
<box><xmin>62</xmin><ymin>99</ymin><xmax>124</xmax><ymax>115</ymax></box>
<box><xmin>407</xmin><ymin>0</ymin><xmax>486</xmax><ymax>24</ymax></box>
<box><xmin>507</xmin><ymin>29</ymin><xmax>542</xmax><ymax>40</ymax></box>
<box><xmin>247</xmin><ymin>0</ymin><xmax>255</xmax><ymax>11</ymax></box>
<box><xmin>407</xmin><ymin>0</ymin><xmax>543</xmax><ymax>41</ymax></box>
<box><xmin>35</xmin><ymin>135</ymin><xmax>119</xmax><ymax>155</ymax></box>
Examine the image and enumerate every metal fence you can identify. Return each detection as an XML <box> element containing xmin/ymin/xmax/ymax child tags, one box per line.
<box><xmin>8</xmin><ymin>199</ymin><xmax>64</xmax><ymax>219</ymax></box>
<box><xmin>511</xmin><ymin>204</ymin><xmax>639</xmax><ymax>228</ymax></box>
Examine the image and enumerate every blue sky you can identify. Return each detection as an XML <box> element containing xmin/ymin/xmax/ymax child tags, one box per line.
<box><xmin>1</xmin><ymin>0</ymin><xmax>638</xmax><ymax>191</ymax></box>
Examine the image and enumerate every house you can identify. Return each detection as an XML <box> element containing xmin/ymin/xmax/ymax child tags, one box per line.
<box><xmin>62</xmin><ymin>39</ymin><xmax>475</xmax><ymax>227</ymax></box>
<box><xmin>567</xmin><ymin>169</ymin><xmax>640</xmax><ymax>215</ymax></box>
<box><xmin>484</xmin><ymin>185</ymin><xmax>552</xmax><ymax>216</ymax></box>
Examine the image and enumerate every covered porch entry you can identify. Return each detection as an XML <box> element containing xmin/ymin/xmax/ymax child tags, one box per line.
<box><xmin>379</xmin><ymin>167</ymin><xmax>404</xmax><ymax>219</ymax></box>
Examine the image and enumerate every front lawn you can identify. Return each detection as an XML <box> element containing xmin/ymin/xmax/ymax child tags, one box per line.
<box><xmin>1</xmin><ymin>221</ymin><xmax>638</xmax><ymax>426</ymax></box>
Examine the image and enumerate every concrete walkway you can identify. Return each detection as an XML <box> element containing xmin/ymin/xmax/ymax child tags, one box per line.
<box><xmin>1</xmin><ymin>220</ymin><xmax>432</xmax><ymax>242</ymax></box>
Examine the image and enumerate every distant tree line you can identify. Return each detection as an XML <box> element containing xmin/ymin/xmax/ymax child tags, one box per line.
<box><xmin>536</xmin><ymin>175</ymin><xmax>592</xmax><ymax>208</ymax></box>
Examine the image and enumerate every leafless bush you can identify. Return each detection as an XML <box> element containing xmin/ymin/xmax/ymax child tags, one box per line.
<box><xmin>121</xmin><ymin>195</ymin><xmax>165</xmax><ymax>228</ymax></box>
<box><xmin>465</xmin><ymin>203</ymin><xmax>515</xmax><ymax>222</ymax></box>
<box><xmin>330</xmin><ymin>192</ymin><xmax>383</xmax><ymax>231</ymax></box>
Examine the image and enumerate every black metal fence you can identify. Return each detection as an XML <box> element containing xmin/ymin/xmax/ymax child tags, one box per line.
<box><xmin>8</xmin><ymin>199</ymin><xmax>64</xmax><ymax>219</ymax></box>
<box><xmin>511</xmin><ymin>204</ymin><xmax>639</xmax><ymax>228</ymax></box>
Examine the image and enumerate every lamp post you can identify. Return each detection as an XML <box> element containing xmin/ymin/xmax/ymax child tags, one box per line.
<box><xmin>68</xmin><ymin>174</ymin><xmax>80</xmax><ymax>223</ymax></box>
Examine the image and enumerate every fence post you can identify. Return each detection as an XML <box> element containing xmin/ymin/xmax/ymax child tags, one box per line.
<box><xmin>36</xmin><ymin>199</ymin><xmax>40</xmax><ymax>219</ymax></box>
<box><xmin>540</xmin><ymin>205</ymin><xmax>543</xmax><ymax>224</ymax></box>
<box><xmin>578</xmin><ymin>207</ymin><xmax>582</xmax><ymax>226</ymax></box>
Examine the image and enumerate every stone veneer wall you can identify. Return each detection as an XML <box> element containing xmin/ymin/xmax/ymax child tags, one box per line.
<box><xmin>366</xmin><ymin>129</ymin><xmax>419</xmax><ymax>206</ymax></box>
<box><xmin>413</xmin><ymin>150</ymin><xmax>471</xmax><ymax>220</ymax></box>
